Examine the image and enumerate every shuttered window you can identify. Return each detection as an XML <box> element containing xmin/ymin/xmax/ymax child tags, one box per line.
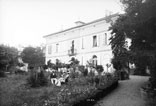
<box><xmin>48</xmin><ymin>45</ymin><xmax>52</xmax><ymax>54</ymax></box>
<box><xmin>93</xmin><ymin>35</ymin><xmax>97</xmax><ymax>47</ymax></box>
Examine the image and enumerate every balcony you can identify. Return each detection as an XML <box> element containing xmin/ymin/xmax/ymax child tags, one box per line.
<box><xmin>68</xmin><ymin>49</ymin><xmax>77</xmax><ymax>56</ymax></box>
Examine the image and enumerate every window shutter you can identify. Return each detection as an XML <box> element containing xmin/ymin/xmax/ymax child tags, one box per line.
<box><xmin>48</xmin><ymin>45</ymin><xmax>52</xmax><ymax>54</ymax></box>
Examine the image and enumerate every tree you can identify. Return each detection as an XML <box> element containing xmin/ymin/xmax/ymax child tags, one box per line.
<box><xmin>110</xmin><ymin>0</ymin><xmax>156</xmax><ymax>88</ymax></box>
<box><xmin>0</xmin><ymin>45</ymin><xmax>18</xmax><ymax>76</ymax></box>
<box><xmin>69</xmin><ymin>57</ymin><xmax>79</xmax><ymax>66</ymax></box>
<box><xmin>22</xmin><ymin>46</ymin><xmax>45</xmax><ymax>67</ymax></box>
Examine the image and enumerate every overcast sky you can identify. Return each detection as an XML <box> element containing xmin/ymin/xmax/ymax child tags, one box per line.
<box><xmin>0</xmin><ymin>0</ymin><xmax>123</xmax><ymax>47</ymax></box>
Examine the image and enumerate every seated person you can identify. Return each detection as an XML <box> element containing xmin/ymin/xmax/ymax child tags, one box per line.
<box><xmin>50</xmin><ymin>72</ymin><xmax>57</xmax><ymax>85</ymax></box>
<box><xmin>56</xmin><ymin>72</ymin><xmax>70</xmax><ymax>86</ymax></box>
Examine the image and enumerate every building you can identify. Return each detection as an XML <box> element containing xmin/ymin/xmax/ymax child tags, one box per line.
<box><xmin>43</xmin><ymin>14</ymin><xmax>119</xmax><ymax>68</ymax></box>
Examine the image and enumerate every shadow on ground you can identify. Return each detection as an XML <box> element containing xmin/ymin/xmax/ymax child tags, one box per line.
<box><xmin>73</xmin><ymin>81</ymin><xmax>119</xmax><ymax>106</ymax></box>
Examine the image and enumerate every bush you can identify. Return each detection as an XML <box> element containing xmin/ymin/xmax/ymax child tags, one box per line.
<box><xmin>78</xmin><ymin>65</ymin><xmax>85</xmax><ymax>72</ymax></box>
<box><xmin>0</xmin><ymin>66</ymin><xmax>118</xmax><ymax>106</ymax></box>
<box><xmin>86</xmin><ymin>71</ymin><xmax>99</xmax><ymax>86</ymax></box>
<box><xmin>96</xmin><ymin>65</ymin><xmax>104</xmax><ymax>74</ymax></box>
<box><xmin>27</xmin><ymin>68</ymin><xmax>48</xmax><ymax>87</ymax></box>
<box><xmin>88</xmin><ymin>70</ymin><xmax>95</xmax><ymax>77</ymax></box>
<box><xmin>8</xmin><ymin>65</ymin><xmax>17</xmax><ymax>74</ymax></box>
<box><xmin>57</xmin><ymin>74</ymin><xmax>118</xmax><ymax>106</ymax></box>
<box><xmin>146</xmin><ymin>96</ymin><xmax>156</xmax><ymax>106</ymax></box>
<box><xmin>0</xmin><ymin>70</ymin><xmax>6</xmax><ymax>77</ymax></box>
<box><xmin>17</xmin><ymin>63</ymin><xmax>25</xmax><ymax>67</ymax></box>
<box><xmin>70</xmin><ymin>71</ymin><xmax>79</xmax><ymax>79</ymax></box>
<box><xmin>15</xmin><ymin>69</ymin><xmax>26</xmax><ymax>75</ymax></box>
<box><xmin>78</xmin><ymin>65</ymin><xmax>88</xmax><ymax>76</ymax></box>
<box><xmin>83</xmin><ymin>68</ymin><xmax>88</xmax><ymax>76</ymax></box>
<box><xmin>86</xmin><ymin>75</ymin><xmax>101</xmax><ymax>87</ymax></box>
<box><xmin>111</xmin><ymin>59</ymin><xmax>122</xmax><ymax>70</ymax></box>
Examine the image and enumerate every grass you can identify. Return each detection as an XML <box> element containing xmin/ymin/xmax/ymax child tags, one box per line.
<box><xmin>0</xmin><ymin>72</ymin><xmax>118</xmax><ymax>106</ymax></box>
<box><xmin>0</xmin><ymin>74</ymin><xmax>27</xmax><ymax>106</ymax></box>
<box><xmin>0</xmin><ymin>74</ymin><xmax>59</xmax><ymax>106</ymax></box>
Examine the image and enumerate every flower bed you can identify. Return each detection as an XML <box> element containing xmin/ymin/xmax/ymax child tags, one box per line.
<box><xmin>50</xmin><ymin>73</ymin><xmax>118</xmax><ymax>106</ymax></box>
<box><xmin>73</xmin><ymin>81</ymin><xmax>118</xmax><ymax>106</ymax></box>
<box><xmin>0</xmin><ymin>71</ymin><xmax>118</xmax><ymax>106</ymax></box>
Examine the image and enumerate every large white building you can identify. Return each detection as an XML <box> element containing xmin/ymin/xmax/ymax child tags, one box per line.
<box><xmin>44</xmin><ymin>14</ymin><xmax>118</xmax><ymax>68</ymax></box>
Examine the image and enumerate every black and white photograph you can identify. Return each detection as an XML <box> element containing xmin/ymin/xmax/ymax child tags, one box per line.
<box><xmin>0</xmin><ymin>0</ymin><xmax>156</xmax><ymax>106</ymax></box>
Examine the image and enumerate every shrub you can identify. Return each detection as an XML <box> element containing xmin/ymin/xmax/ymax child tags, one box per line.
<box><xmin>88</xmin><ymin>70</ymin><xmax>95</xmax><ymax>77</ymax></box>
<box><xmin>146</xmin><ymin>96</ymin><xmax>156</xmax><ymax>106</ymax></box>
<box><xmin>0</xmin><ymin>66</ymin><xmax>118</xmax><ymax>106</ymax></box>
<box><xmin>94</xmin><ymin>76</ymin><xmax>100</xmax><ymax>85</ymax></box>
<box><xmin>70</xmin><ymin>71</ymin><xmax>79</xmax><ymax>79</ymax></box>
<box><xmin>78</xmin><ymin>65</ymin><xmax>85</xmax><ymax>72</ymax></box>
<box><xmin>86</xmin><ymin>75</ymin><xmax>100</xmax><ymax>86</ymax></box>
<box><xmin>82</xmin><ymin>68</ymin><xmax>88</xmax><ymax>76</ymax></box>
<box><xmin>17</xmin><ymin>63</ymin><xmax>25</xmax><ymax>67</ymax></box>
<box><xmin>96</xmin><ymin>65</ymin><xmax>104</xmax><ymax>74</ymax></box>
<box><xmin>111</xmin><ymin>59</ymin><xmax>122</xmax><ymax>70</ymax></box>
<box><xmin>15</xmin><ymin>69</ymin><xmax>26</xmax><ymax>75</ymax></box>
<box><xmin>38</xmin><ymin>70</ymin><xmax>48</xmax><ymax>86</ymax></box>
<box><xmin>0</xmin><ymin>70</ymin><xmax>6</xmax><ymax>77</ymax></box>
<box><xmin>78</xmin><ymin>65</ymin><xmax>88</xmax><ymax>76</ymax></box>
<box><xmin>27</xmin><ymin>71</ymin><xmax>39</xmax><ymax>87</ymax></box>
<box><xmin>8</xmin><ymin>65</ymin><xmax>17</xmax><ymax>74</ymax></box>
<box><xmin>27</xmin><ymin>68</ymin><xmax>48</xmax><ymax>87</ymax></box>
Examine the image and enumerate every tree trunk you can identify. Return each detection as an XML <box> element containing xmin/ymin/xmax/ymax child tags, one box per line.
<box><xmin>149</xmin><ymin>60</ymin><xmax>156</xmax><ymax>89</ymax></box>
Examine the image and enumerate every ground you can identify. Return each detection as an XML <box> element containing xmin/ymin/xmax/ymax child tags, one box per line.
<box><xmin>95</xmin><ymin>75</ymin><xmax>149</xmax><ymax>106</ymax></box>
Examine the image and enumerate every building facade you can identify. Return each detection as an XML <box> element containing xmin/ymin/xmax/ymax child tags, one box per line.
<box><xmin>44</xmin><ymin>14</ymin><xmax>118</xmax><ymax>68</ymax></box>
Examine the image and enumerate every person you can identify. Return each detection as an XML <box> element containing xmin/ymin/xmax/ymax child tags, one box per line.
<box><xmin>50</xmin><ymin>71</ymin><xmax>57</xmax><ymax>85</ymax></box>
<box><xmin>56</xmin><ymin>71</ymin><xmax>70</xmax><ymax>86</ymax></box>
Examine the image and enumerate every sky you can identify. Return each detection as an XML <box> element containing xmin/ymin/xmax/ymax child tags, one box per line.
<box><xmin>0</xmin><ymin>0</ymin><xmax>123</xmax><ymax>47</ymax></box>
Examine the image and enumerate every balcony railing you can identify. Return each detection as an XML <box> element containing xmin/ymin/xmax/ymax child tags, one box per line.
<box><xmin>68</xmin><ymin>49</ymin><xmax>77</xmax><ymax>56</ymax></box>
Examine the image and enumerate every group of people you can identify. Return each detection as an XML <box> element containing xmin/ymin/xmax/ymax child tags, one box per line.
<box><xmin>50</xmin><ymin>69</ymin><xmax>70</xmax><ymax>86</ymax></box>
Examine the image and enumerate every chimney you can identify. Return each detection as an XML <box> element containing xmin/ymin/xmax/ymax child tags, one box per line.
<box><xmin>75</xmin><ymin>21</ymin><xmax>85</xmax><ymax>26</ymax></box>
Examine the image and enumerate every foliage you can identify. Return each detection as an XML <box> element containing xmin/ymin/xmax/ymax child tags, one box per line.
<box><xmin>21</xmin><ymin>46</ymin><xmax>45</xmax><ymax>68</ymax></box>
<box><xmin>47</xmin><ymin>59</ymin><xmax>70</xmax><ymax>70</ymax></box>
<box><xmin>78</xmin><ymin>65</ymin><xmax>88</xmax><ymax>76</ymax></box>
<box><xmin>146</xmin><ymin>96</ymin><xmax>156</xmax><ymax>106</ymax></box>
<box><xmin>0</xmin><ymin>45</ymin><xmax>18</xmax><ymax>77</ymax></box>
<box><xmin>96</xmin><ymin>65</ymin><xmax>104</xmax><ymax>73</ymax></box>
<box><xmin>78</xmin><ymin>65</ymin><xmax>85</xmax><ymax>72</ymax></box>
<box><xmin>47</xmin><ymin>60</ymin><xmax>56</xmax><ymax>68</ymax></box>
<box><xmin>69</xmin><ymin>57</ymin><xmax>80</xmax><ymax>68</ymax></box>
<box><xmin>0</xmin><ymin>70</ymin><xmax>6</xmax><ymax>77</ymax></box>
<box><xmin>0</xmin><ymin>74</ymin><xmax>27</xmax><ymax>106</ymax></box>
<box><xmin>0</xmin><ymin>71</ymin><xmax>118</xmax><ymax>106</ymax></box>
<box><xmin>57</xmin><ymin>73</ymin><xmax>118</xmax><ymax>106</ymax></box>
<box><xmin>83</xmin><ymin>68</ymin><xmax>88</xmax><ymax>76</ymax></box>
<box><xmin>70</xmin><ymin>71</ymin><xmax>80</xmax><ymax>78</ymax></box>
<box><xmin>110</xmin><ymin>0</ymin><xmax>156</xmax><ymax>88</ymax></box>
<box><xmin>27</xmin><ymin>68</ymin><xmax>48</xmax><ymax>87</ymax></box>
<box><xmin>0</xmin><ymin>45</ymin><xmax>18</xmax><ymax>70</ymax></box>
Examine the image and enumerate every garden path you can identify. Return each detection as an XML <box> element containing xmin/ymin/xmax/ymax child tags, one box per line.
<box><xmin>95</xmin><ymin>75</ymin><xmax>149</xmax><ymax>106</ymax></box>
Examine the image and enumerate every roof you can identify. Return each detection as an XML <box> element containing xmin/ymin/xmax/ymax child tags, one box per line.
<box><xmin>43</xmin><ymin>13</ymin><xmax>119</xmax><ymax>38</ymax></box>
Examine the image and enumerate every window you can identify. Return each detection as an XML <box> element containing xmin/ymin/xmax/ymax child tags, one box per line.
<box><xmin>48</xmin><ymin>45</ymin><xmax>52</xmax><ymax>54</ymax></box>
<box><xmin>82</xmin><ymin>38</ymin><xmax>84</xmax><ymax>49</ymax></box>
<box><xmin>56</xmin><ymin>43</ymin><xmax>59</xmax><ymax>52</ymax></box>
<box><xmin>71</xmin><ymin>40</ymin><xmax>74</xmax><ymax>54</ymax></box>
<box><xmin>104</xmin><ymin>33</ymin><xmax>107</xmax><ymax>45</ymax></box>
<box><xmin>93</xmin><ymin>35</ymin><xmax>97</xmax><ymax>47</ymax></box>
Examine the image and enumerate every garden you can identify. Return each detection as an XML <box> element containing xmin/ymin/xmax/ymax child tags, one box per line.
<box><xmin>0</xmin><ymin>57</ymin><xmax>118</xmax><ymax>106</ymax></box>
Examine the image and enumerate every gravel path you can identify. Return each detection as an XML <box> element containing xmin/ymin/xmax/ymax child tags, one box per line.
<box><xmin>95</xmin><ymin>75</ymin><xmax>149</xmax><ymax>106</ymax></box>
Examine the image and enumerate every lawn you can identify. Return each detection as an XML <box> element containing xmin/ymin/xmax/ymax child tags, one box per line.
<box><xmin>0</xmin><ymin>71</ymin><xmax>118</xmax><ymax>106</ymax></box>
